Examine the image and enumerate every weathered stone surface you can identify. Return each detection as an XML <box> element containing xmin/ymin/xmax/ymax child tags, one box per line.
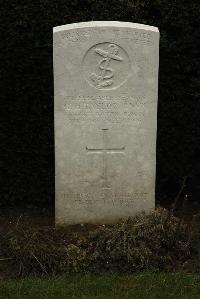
<box><xmin>53</xmin><ymin>21</ymin><xmax>159</xmax><ymax>225</ymax></box>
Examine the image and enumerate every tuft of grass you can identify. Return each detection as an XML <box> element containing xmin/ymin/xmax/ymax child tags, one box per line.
<box><xmin>0</xmin><ymin>273</ymin><xmax>199</xmax><ymax>299</ymax></box>
<box><xmin>0</xmin><ymin>209</ymin><xmax>198</xmax><ymax>277</ymax></box>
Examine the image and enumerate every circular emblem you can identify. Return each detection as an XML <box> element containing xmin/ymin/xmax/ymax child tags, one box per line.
<box><xmin>82</xmin><ymin>42</ymin><xmax>130</xmax><ymax>90</ymax></box>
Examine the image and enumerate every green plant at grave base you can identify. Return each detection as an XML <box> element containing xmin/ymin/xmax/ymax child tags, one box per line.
<box><xmin>0</xmin><ymin>225</ymin><xmax>87</xmax><ymax>276</ymax></box>
<box><xmin>87</xmin><ymin>208</ymin><xmax>195</xmax><ymax>273</ymax></box>
<box><xmin>0</xmin><ymin>209</ymin><xmax>198</xmax><ymax>277</ymax></box>
<box><xmin>63</xmin><ymin>244</ymin><xmax>87</xmax><ymax>273</ymax></box>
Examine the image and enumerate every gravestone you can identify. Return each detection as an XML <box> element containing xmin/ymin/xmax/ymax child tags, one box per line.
<box><xmin>53</xmin><ymin>21</ymin><xmax>159</xmax><ymax>225</ymax></box>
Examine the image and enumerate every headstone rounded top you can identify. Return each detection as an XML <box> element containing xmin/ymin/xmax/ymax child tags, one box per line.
<box><xmin>53</xmin><ymin>21</ymin><xmax>159</xmax><ymax>33</ymax></box>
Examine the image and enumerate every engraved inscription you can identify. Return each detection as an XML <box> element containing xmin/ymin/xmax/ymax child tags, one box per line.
<box><xmin>82</xmin><ymin>43</ymin><xmax>130</xmax><ymax>90</ymax></box>
<box><xmin>60</xmin><ymin>28</ymin><xmax>152</xmax><ymax>44</ymax></box>
<box><xmin>60</xmin><ymin>30</ymin><xmax>91</xmax><ymax>42</ymax></box>
<box><xmin>63</xmin><ymin>95</ymin><xmax>147</xmax><ymax>124</ymax></box>
<box><xmin>86</xmin><ymin>129</ymin><xmax>125</xmax><ymax>189</ymax></box>
<box><xmin>63</xmin><ymin>192</ymin><xmax>148</xmax><ymax>207</ymax></box>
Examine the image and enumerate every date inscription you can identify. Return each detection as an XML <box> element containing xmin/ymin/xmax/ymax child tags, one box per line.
<box><xmin>64</xmin><ymin>191</ymin><xmax>148</xmax><ymax>207</ymax></box>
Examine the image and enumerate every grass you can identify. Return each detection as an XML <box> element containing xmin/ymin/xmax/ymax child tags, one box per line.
<box><xmin>0</xmin><ymin>273</ymin><xmax>199</xmax><ymax>299</ymax></box>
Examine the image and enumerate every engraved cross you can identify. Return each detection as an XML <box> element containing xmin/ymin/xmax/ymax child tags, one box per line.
<box><xmin>86</xmin><ymin>129</ymin><xmax>125</xmax><ymax>189</ymax></box>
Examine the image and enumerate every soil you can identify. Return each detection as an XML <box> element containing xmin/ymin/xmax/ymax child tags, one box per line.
<box><xmin>0</xmin><ymin>201</ymin><xmax>199</xmax><ymax>231</ymax></box>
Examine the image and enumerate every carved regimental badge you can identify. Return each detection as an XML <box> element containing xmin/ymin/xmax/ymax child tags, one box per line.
<box><xmin>82</xmin><ymin>42</ymin><xmax>130</xmax><ymax>90</ymax></box>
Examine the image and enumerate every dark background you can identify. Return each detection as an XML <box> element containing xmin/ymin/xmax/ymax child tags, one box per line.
<box><xmin>2</xmin><ymin>0</ymin><xmax>200</xmax><ymax>209</ymax></box>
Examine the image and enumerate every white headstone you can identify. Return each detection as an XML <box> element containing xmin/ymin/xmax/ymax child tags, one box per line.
<box><xmin>53</xmin><ymin>21</ymin><xmax>159</xmax><ymax>225</ymax></box>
